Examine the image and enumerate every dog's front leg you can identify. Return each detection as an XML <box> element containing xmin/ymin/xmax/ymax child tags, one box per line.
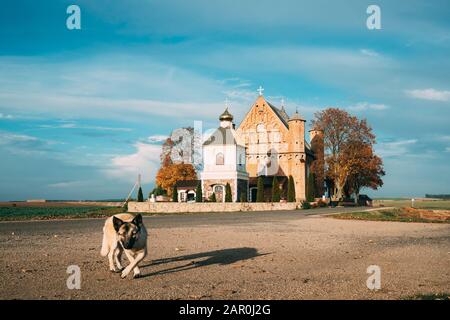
<box><xmin>108</xmin><ymin>245</ymin><xmax>117</xmax><ymax>272</ymax></box>
<box><xmin>121</xmin><ymin>250</ymin><xmax>146</xmax><ymax>279</ymax></box>
<box><xmin>114</xmin><ymin>246</ymin><xmax>124</xmax><ymax>271</ymax></box>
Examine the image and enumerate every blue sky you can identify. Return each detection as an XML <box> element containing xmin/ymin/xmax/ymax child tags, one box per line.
<box><xmin>0</xmin><ymin>0</ymin><xmax>449</xmax><ymax>200</ymax></box>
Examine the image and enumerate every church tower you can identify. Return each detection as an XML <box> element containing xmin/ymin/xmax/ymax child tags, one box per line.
<box><xmin>288</xmin><ymin>111</ymin><xmax>307</xmax><ymax>201</ymax></box>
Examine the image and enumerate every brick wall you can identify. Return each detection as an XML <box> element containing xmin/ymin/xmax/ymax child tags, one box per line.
<box><xmin>127</xmin><ymin>201</ymin><xmax>299</xmax><ymax>213</ymax></box>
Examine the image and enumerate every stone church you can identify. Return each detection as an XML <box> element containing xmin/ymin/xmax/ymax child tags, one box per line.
<box><xmin>197</xmin><ymin>90</ymin><xmax>324</xmax><ymax>202</ymax></box>
<box><xmin>235</xmin><ymin>93</ymin><xmax>324</xmax><ymax>202</ymax></box>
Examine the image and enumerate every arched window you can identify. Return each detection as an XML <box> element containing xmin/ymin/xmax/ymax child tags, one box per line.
<box><xmin>216</xmin><ymin>152</ymin><xmax>224</xmax><ymax>165</ymax></box>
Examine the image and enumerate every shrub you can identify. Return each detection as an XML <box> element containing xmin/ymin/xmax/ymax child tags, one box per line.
<box><xmin>256</xmin><ymin>176</ymin><xmax>265</xmax><ymax>202</ymax></box>
<box><xmin>172</xmin><ymin>186</ymin><xmax>178</xmax><ymax>202</ymax></box>
<box><xmin>306</xmin><ymin>173</ymin><xmax>315</xmax><ymax>202</ymax></box>
<box><xmin>225</xmin><ymin>183</ymin><xmax>232</xmax><ymax>202</ymax></box>
<box><xmin>137</xmin><ymin>187</ymin><xmax>144</xmax><ymax>202</ymax></box>
<box><xmin>151</xmin><ymin>185</ymin><xmax>166</xmax><ymax>197</ymax></box>
<box><xmin>195</xmin><ymin>182</ymin><xmax>203</xmax><ymax>202</ymax></box>
<box><xmin>209</xmin><ymin>192</ymin><xmax>217</xmax><ymax>202</ymax></box>
<box><xmin>287</xmin><ymin>175</ymin><xmax>296</xmax><ymax>202</ymax></box>
<box><xmin>301</xmin><ymin>201</ymin><xmax>311</xmax><ymax>210</ymax></box>
<box><xmin>271</xmin><ymin>176</ymin><xmax>281</xmax><ymax>202</ymax></box>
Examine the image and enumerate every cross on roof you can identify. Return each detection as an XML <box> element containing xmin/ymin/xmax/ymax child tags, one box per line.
<box><xmin>257</xmin><ymin>86</ymin><xmax>264</xmax><ymax>96</ymax></box>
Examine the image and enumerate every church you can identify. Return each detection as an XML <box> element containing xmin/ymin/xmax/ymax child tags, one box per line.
<box><xmin>196</xmin><ymin>88</ymin><xmax>324</xmax><ymax>202</ymax></box>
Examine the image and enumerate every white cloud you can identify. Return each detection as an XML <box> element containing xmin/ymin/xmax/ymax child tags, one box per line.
<box><xmin>104</xmin><ymin>142</ymin><xmax>162</xmax><ymax>184</ymax></box>
<box><xmin>148</xmin><ymin>135</ymin><xmax>169</xmax><ymax>143</ymax></box>
<box><xmin>405</xmin><ymin>88</ymin><xmax>450</xmax><ymax>102</ymax></box>
<box><xmin>39</xmin><ymin>122</ymin><xmax>132</xmax><ymax>132</ymax></box>
<box><xmin>347</xmin><ymin>102</ymin><xmax>389</xmax><ymax>112</ymax></box>
<box><xmin>375</xmin><ymin>139</ymin><xmax>417</xmax><ymax>158</ymax></box>
<box><xmin>360</xmin><ymin>49</ymin><xmax>380</xmax><ymax>57</ymax></box>
<box><xmin>0</xmin><ymin>113</ymin><xmax>14</xmax><ymax>119</ymax></box>
<box><xmin>47</xmin><ymin>181</ymin><xmax>90</xmax><ymax>188</ymax></box>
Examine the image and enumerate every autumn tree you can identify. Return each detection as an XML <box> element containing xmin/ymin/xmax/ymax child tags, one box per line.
<box><xmin>311</xmin><ymin>108</ymin><xmax>383</xmax><ymax>201</ymax></box>
<box><xmin>156</xmin><ymin>155</ymin><xmax>197</xmax><ymax>196</ymax></box>
<box><xmin>345</xmin><ymin>142</ymin><xmax>385</xmax><ymax>202</ymax></box>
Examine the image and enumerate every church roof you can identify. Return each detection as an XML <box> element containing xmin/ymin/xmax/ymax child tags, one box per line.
<box><xmin>266</xmin><ymin>101</ymin><xmax>290</xmax><ymax>128</ymax></box>
<box><xmin>203</xmin><ymin>127</ymin><xmax>237</xmax><ymax>146</ymax></box>
<box><xmin>289</xmin><ymin>110</ymin><xmax>305</xmax><ymax>121</ymax></box>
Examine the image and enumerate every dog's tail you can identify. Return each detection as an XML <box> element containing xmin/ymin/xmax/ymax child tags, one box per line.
<box><xmin>100</xmin><ymin>226</ymin><xmax>109</xmax><ymax>257</ymax></box>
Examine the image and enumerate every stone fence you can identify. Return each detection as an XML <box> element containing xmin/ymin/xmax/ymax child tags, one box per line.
<box><xmin>127</xmin><ymin>201</ymin><xmax>299</xmax><ymax>213</ymax></box>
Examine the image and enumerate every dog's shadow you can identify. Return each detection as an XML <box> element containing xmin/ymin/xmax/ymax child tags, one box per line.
<box><xmin>138</xmin><ymin>247</ymin><xmax>268</xmax><ymax>278</ymax></box>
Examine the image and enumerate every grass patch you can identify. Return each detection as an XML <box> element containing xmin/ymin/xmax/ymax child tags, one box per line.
<box><xmin>374</xmin><ymin>199</ymin><xmax>450</xmax><ymax>210</ymax></box>
<box><xmin>406</xmin><ymin>293</ymin><xmax>449</xmax><ymax>300</ymax></box>
<box><xmin>0</xmin><ymin>206</ymin><xmax>124</xmax><ymax>221</ymax></box>
<box><xmin>333</xmin><ymin>208</ymin><xmax>449</xmax><ymax>223</ymax></box>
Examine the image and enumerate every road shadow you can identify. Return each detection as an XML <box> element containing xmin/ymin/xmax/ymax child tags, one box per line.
<box><xmin>139</xmin><ymin>247</ymin><xmax>268</xmax><ymax>278</ymax></box>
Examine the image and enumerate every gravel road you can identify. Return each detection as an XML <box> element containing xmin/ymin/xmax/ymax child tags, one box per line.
<box><xmin>0</xmin><ymin>208</ymin><xmax>448</xmax><ymax>299</ymax></box>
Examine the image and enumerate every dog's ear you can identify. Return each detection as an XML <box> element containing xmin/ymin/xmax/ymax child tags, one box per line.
<box><xmin>112</xmin><ymin>216</ymin><xmax>124</xmax><ymax>232</ymax></box>
<box><xmin>132</xmin><ymin>214</ymin><xmax>143</xmax><ymax>226</ymax></box>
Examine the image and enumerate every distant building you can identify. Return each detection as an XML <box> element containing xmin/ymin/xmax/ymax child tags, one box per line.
<box><xmin>175</xmin><ymin>180</ymin><xmax>199</xmax><ymax>202</ymax></box>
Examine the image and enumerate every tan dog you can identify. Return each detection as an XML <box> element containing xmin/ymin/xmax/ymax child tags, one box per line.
<box><xmin>100</xmin><ymin>213</ymin><xmax>147</xmax><ymax>279</ymax></box>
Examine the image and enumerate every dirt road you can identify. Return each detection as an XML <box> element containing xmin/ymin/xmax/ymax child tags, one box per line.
<box><xmin>0</xmin><ymin>209</ymin><xmax>448</xmax><ymax>299</ymax></box>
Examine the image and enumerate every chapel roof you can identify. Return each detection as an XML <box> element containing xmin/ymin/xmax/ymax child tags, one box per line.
<box><xmin>219</xmin><ymin>108</ymin><xmax>233</xmax><ymax>121</ymax></box>
<box><xmin>203</xmin><ymin>127</ymin><xmax>237</xmax><ymax>146</ymax></box>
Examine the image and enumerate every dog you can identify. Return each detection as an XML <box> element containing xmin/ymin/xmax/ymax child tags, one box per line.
<box><xmin>100</xmin><ymin>213</ymin><xmax>147</xmax><ymax>279</ymax></box>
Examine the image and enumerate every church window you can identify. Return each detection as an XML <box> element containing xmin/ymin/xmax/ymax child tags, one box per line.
<box><xmin>256</xmin><ymin>123</ymin><xmax>265</xmax><ymax>133</ymax></box>
<box><xmin>216</xmin><ymin>152</ymin><xmax>224</xmax><ymax>165</ymax></box>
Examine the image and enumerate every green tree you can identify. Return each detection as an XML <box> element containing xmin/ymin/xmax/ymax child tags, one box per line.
<box><xmin>195</xmin><ymin>181</ymin><xmax>203</xmax><ymax>202</ymax></box>
<box><xmin>287</xmin><ymin>175</ymin><xmax>296</xmax><ymax>202</ymax></box>
<box><xmin>172</xmin><ymin>186</ymin><xmax>178</xmax><ymax>202</ymax></box>
<box><xmin>271</xmin><ymin>176</ymin><xmax>281</xmax><ymax>202</ymax></box>
<box><xmin>137</xmin><ymin>187</ymin><xmax>144</xmax><ymax>202</ymax></box>
<box><xmin>209</xmin><ymin>192</ymin><xmax>217</xmax><ymax>202</ymax></box>
<box><xmin>225</xmin><ymin>183</ymin><xmax>232</xmax><ymax>202</ymax></box>
<box><xmin>306</xmin><ymin>173</ymin><xmax>315</xmax><ymax>202</ymax></box>
<box><xmin>150</xmin><ymin>185</ymin><xmax>166</xmax><ymax>197</ymax></box>
<box><xmin>256</xmin><ymin>176</ymin><xmax>265</xmax><ymax>202</ymax></box>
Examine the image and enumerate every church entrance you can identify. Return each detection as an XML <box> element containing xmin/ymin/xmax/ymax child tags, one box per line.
<box><xmin>214</xmin><ymin>185</ymin><xmax>225</xmax><ymax>202</ymax></box>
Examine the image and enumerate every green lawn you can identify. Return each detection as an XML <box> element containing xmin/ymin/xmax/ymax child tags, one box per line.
<box><xmin>333</xmin><ymin>208</ymin><xmax>449</xmax><ymax>223</ymax></box>
<box><xmin>375</xmin><ymin>199</ymin><xmax>450</xmax><ymax>210</ymax></box>
<box><xmin>0</xmin><ymin>206</ymin><xmax>124</xmax><ymax>221</ymax></box>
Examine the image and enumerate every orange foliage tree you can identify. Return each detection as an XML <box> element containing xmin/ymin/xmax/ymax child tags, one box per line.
<box><xmin>311</xmin><ymin>108</ymin><xmax>383</xmax><ymax>200</ymax></box>
<box><xmin>155</xmin><ymin>155</ymin><xmax>197</xmax><ymax>196</ymax></box>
